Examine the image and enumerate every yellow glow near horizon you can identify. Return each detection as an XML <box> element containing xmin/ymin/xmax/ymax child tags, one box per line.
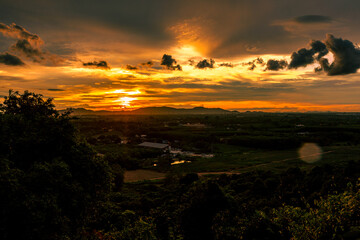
<box><xmin>172</xmin><ymin>45</ymin><xmax>203</xmax><ymax>60</ymax></box>
<box><xmin>112</xmin><ymin>89</ymin><xmax>141</xmax><ymax>95</ymax></box>
<box><xmin>109</xmin><ymin>68</ymin><xmax>134</xmax><ymax>76</ymax></box>
<box><xmin>5</xmin><ymin>50</ymin><xmax>359</xmax><ymax>113</ymax></box>
<box><xmin>115</xmin><ymin>96</ymin><xmax>137</xmax><ymax>107</ymax></box>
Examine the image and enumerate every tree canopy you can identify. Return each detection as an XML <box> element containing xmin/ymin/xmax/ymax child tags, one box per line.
<box><xmin>0</xmin><ymin>90</ymin><xmax>114</xmax><ymax>240</ymax></box>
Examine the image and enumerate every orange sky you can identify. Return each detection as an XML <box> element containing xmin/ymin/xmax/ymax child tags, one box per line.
<box><xmin>1</xmin><ymin>1</ymin><xmax>360</xmax><ymax>112</ymax></box>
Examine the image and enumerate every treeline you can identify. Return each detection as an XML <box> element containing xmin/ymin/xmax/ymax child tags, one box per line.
<box><xmin>95</xmin><ymin>162</ymin><xmax>360</xmax><ymax>239</ymax></box>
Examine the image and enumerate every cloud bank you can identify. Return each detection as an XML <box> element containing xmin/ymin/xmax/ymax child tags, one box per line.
<box><xmin>0</xmin><ymin>22</ymin><xmax>62</xmax><ymax>65</ymax></box>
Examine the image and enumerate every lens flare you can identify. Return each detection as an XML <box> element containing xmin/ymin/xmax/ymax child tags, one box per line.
<box><xmin>298</xmin><ymin>143</ymin><xmax>323</xmax><ymax>163</ymax></box>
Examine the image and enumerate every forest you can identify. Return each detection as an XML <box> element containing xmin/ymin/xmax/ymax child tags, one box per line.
<box><xmin>1</xmin><ymin>90</ymin><xmax>360</xmax><ymax>240</ymax></box>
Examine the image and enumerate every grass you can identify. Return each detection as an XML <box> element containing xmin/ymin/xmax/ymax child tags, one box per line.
<box><xmin>170</xmin><ymin>145</ymin><xmax>360</xmax><ymax>174</ymax></box>
<box><xmin>123</xmin><ymin>145</ymin><xmax>360</xmax><ymax>182</ymax></box>
<box><xmin>124</xmin><ymin>169</ymin><xmax>166</xmax><ymax>182</ymax></box>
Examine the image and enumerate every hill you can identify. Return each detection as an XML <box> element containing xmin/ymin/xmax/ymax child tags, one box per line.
<box><xmin>61</xmin><ymin>106</ymin><xmax>237</xmax><ymax>115</ymax></box>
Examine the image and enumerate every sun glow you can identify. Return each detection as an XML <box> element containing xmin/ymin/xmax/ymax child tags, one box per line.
<box><xmin>115</xmin><ymin>96</ymin><xmax>137</xmax><ymax>107</ymax></box>
<box><xmin>112</xmin><ymin>89</ymin><xmax>141</xmax><ymax>95</ymax></box>
<box><xmin>109</xmin><ymin>68</ymin><xmax>134</xmax><ymax>75</ymax></box>
<box><xmin>173</xmin><ymin>45</ymin><xmax>203</xmax><ymax>59</ymax></box>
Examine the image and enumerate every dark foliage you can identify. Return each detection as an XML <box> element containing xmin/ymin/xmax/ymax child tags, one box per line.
<box><xmin>0</xmin><ymin>90</ymin><xmax>114</xmax><ymax>240</ymax></box>
<box><xmin>1</xmin><ymin>91</ymin><xmax>360</xmax><ymax>239</ymax></box>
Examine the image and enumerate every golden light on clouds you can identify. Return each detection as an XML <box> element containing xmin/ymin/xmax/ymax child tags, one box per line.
<box><xmin>169</xmin><ymin>18</ymin><xmax>221</xmax><ymax>56</ymax></box>
<box><xmin>112</xmin><ymin>89</ymin><xmax>141</xmax><ymax>95</ymax></box>
<box><xmin>1</xmin><ymin>1</ymin><xmax>360</xmax><ymax>113</ymax></box>
<box><xmin>172</xmin><ymin>45</ymin><xmax>203</xmax><ymax>61</ymax></box>
<box><xmin>4</xmin><ymin>54</ymin><xmax>360</xmax><ymax>113</ymax></box>
<box><xmin>1</xmin><ymin>26</ymin><xmax>360</xmax><ymax>113</ymax></box>
<box><xmin>115</xmin><ymin>97</ymin><xmax>137</xmax><ymax>108</ymax></box>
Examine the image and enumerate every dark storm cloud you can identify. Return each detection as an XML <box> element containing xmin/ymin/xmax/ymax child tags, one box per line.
<box><xmin>83</xmin><ymin>61</ymin><xmax>110</xmax><ymax>70</ymax></box>
<box><xmin>288</xmin><ymin>40</ymin><xmax>328</xmax><ymax>69</ymax></box>
<box><xmin>288</xmin><ymin>34</ymin><xmax>360</xmax><ymax>75</ymax></box>
<box><xmin>315</xmin><ymin>58</ymin><xmax>330</xmax><ymax>73</ymax></box>
<box><xmin>288</xmin><ymin>48</ymin><xmax>315</xmax><ymax>69</ymax></box>
<box><xmin>0</xmin><ymin>52</ymin><xmax>25</xmax><ymax>66</ymax></box>
<box><xmin>161</xmin><ymin>54</ymin><xmax>182</xmax><ymax>70</ymax></box>
<box><xmin>321</xmin><ymin>34</ymin><xmax>360</xmax><ymax>75</ymax></box>
<box><xmin>310</xmin><ymin>40</ymin><xmax>328</xmax><ymax>60</ymax></box>
<box><xmin>293</xmin><ymin>15</ymin><xmax>332</xmax><ymax>24</ymax></box>
<box><xmin>196</xmin><ymin>59</ymin><xmax>215</xmax><ymax>69</ymax></box>
<box><xmin>265</xmin><ymin>59</ymin><xmax>288</xmax><ymax>71</ymax></box>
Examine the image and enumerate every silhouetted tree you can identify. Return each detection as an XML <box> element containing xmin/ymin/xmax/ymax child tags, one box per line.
<box><xmin>0</xmin><ymin>90</ymin><xmax>114</xmax><ymax>240</ymax></box>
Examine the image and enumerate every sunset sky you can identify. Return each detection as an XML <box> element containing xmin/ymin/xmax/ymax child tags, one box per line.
<box><xmin>1</xmin><ymin>0</ymin><xmax>360</xmax><ymax>111</ymax></box>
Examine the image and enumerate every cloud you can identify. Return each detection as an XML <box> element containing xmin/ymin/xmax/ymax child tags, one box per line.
<box><xmin>288</xmin><ymin>48</ymin><xmax>315</xmax><ymax>69</ymax></box>
<box><xmin>248</xmin><ymin>63</ymin><xmax>256</xmax><ymax>71</ymax></box>
<box><xmin>293</xmin><ymin>15</ymin><xmax>332</xmax><ymax>24</ymax></box>
<box><xmin>126</xmin><ymin>64</ymin><xmax>138</xmax><ymax>70</ymax></box>
<box><xmin>196</xmin><ymin>58</ymin><xmax>215</xmax><ymax>69</ymax></box>
<box><xmin>255</xmin><ymin>57</ymin><xmax>265</xmax><ymax>65</ymax></box>
<box><xmin>265</xmin><ymin>59</ymin><xmax>288</xmax><ymax>71</ymax></box>
<box><xmin>11</xmin><ymin>39</ymin><xmax>43</xmax><ymax>62</ymax></box>
<box><xmin>161</xmin><ymin>54</ymin><xmax>182</xmax><ymax>70</ymax></box>
<box><xmin>0</xmin><ymin>22</ymin><xmax>64</xmax><ymax>65</ymax></box>
<box><xmin>188</xmin><ymin>59</ymin><xmax>195</xmax><ymax>66</ymax></box>
<box><xmin>288</xmin><ymin>34</ymin><xmax>360</xmax><ymax>75</ymax></box>
<box><xmin>3</xmin><ymin>1</ymin><xmax>360</xmax><ymax>61</ymax></box>
<box><xmin>310</xmin><ymin>40</ymin><xmax>329</xmax><ymax>60</ymax></box>
<box><xmin>242</xmin><ymin>57</ymin><xmax>265</xmax><ymax>70</ymax></box>
<box><xmin>219</xmin><ymin>62</ymin><xmax>234</xmax><ymax>67</ymax></box>
<box><xmin>288</xmin><ymin>40</ymin><xmax>328</xmax><ymax>69</ymax></box>
<box><xmin>0</xmin><ymin>23</ymin><xmax>44</xmax><ymax>61</ymax></box>
<box><xmin>0</xmin><ymin>52</ymin><xmax>25</xmax><ymax>66</ymax></box>
<box><xmin>126</xmin><ymin>61</ymin><xmax>155</xmax><ymax>71</ymax></box>
<box><xmin>0</xmin><ymin>23</ymin><xmax>42</xmax><ymax>42</ymax></box>
<box><xmin>315</xmin><ymin>58</ymin><xmax>330</xmax><ymax>73</ymax></box>
<box><xmin>83</xmin><ymin>60</ymin><xmax>110</xmax><ymax>70</ymax></box>
<box><xmin>321</xmin><ymin>34</ymin><xmax>360</xmax><ymax>75</ymax></box>
<box><xmin>140</xmin><ymin>61</ymin><xmax>154</xmax><ymax>67</ymax></box>
<box><xmin>48</xmin><ymin>88</ymin><xmax>65</xmax><ymax>91</ymax></box>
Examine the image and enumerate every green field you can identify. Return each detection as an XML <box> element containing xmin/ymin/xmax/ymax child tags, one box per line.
<box><xmin>73</xmin><ymin>113</ymin><xmax>360</xmax><ymax>181</ymax></box>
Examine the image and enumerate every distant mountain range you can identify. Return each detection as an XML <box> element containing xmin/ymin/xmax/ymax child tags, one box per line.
<box><xmin>60</xmin><ymin>106</ymin><xmax>238</xmax><ymax>115</ymax></box>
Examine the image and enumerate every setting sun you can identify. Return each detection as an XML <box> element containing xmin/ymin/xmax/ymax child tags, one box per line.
<box><xmin>116</xmin><ymin>96</ymin><xmax>137</xmax><ymax>107</ymax></box>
